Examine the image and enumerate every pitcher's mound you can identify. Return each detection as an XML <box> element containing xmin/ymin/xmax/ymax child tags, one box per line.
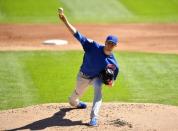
<box><xmin>0</xmin><ymin>103</ymin><xmax>178</xmax><ymax>131</ymax></box>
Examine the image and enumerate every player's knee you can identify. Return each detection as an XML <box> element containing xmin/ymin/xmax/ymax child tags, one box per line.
<box><xmin>68</xmin><ymin>96</ymin><xmax>78</xmax><ymax>107</ymax></box>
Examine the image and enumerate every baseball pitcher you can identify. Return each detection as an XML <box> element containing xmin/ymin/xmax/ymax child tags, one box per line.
<box><xmin>58</xmin><ymin>8</ymin><xmax>119</xmax><ymax>126</ymax></box>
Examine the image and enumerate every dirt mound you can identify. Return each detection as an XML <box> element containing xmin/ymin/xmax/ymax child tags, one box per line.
<box><xmin>0</xmin><ymin>24</ymin><xmax>178</xmax><ymax>54</ymax></box>
<box><xmin>0</xmin><ymin>103</ymin><xmax>178</xmax><ymax>131</ymax></box>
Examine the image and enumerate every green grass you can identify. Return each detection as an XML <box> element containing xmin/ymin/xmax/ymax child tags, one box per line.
<box><xmin>59</xmin><ymin>0</ymin><xmax>133</xmax><ymax>23</ymax></box>
<box><xmin>1</xmin><ymin>0</ymin><xmax>178</xmax><ymax>23</ymax></box>
<box><xmin>120</xmin><ymin>0</ymin><xmax>178</xmax><ymax>23</ymax></box>
<box><xmin>0</xmin><ymin>51</ymin><xmax>178</xmax><ymax>110</ymax></box>
<box><xmin>0</xmin><ymin>0</ymin><xmax>63</xmax><ymax>23</ymax></box>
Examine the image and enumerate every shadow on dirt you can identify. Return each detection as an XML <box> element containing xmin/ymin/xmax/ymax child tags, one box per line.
<box><xmin>8</xmin><ymin>107</ymin><xmax>88</xmax><ymax>131</ymax></box>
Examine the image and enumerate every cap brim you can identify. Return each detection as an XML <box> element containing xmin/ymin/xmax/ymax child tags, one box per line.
<box><xmin>107</xmin><ymin>40</ymin><xmax>117</xmax><ymax>45</ymax></box>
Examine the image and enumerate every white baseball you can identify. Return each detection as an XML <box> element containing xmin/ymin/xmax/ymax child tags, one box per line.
<box><xmin>58</xmin><ymin>8</ymin><xmax>63</xmax><ymax>14</ymax></box>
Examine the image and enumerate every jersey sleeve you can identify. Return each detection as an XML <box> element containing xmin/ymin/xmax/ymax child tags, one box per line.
<box><xmin>114</xmin><ymin>67</ymin><xmax>119</xmax><ymax>80</ymax></box>
<box><xmin>74</xmin><ymin>31</ymin><xmax>94</xmax><ymax>52</ymax></box>
<box><xmin>111</xmin><ymin>55</ymin><xmax>119</xmax><ymax>80</ymax></box>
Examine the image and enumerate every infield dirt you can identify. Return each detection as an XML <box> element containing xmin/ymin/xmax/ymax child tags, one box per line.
<box><xmin>1</xmin><ymin>103</ymin><xmax>178</xmax><ymax>131</ymax></box>
<box><xmin>0</xmin><ymin>24</ymin><xmax>178</xmax><ymax>53</ymax></box>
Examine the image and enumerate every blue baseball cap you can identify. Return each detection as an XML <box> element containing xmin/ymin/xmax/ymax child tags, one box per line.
<box><xmin>106</xmin><ymin>35</ymin><xmax>118</xmax><ymax>45</ymax></box>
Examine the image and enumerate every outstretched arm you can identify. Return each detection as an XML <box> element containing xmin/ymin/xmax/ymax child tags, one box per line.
<box><xmin>58</xmin><ymin>8</ymin><xmax>77</xmax><ymax>35</ymax></box>
<box><xmin>58</xmin><ymin>8</ymin><xmax>95</xmax><ymax>52</ymax></box>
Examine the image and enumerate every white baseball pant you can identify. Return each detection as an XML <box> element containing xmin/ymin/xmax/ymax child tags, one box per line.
<box><xmin>69</xmin><ymin>71</ymin><xmax>103</xmax><ymax>119</ymax></box>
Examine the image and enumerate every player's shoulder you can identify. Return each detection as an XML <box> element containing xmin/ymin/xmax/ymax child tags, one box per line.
<box><xmin>109</xmin><ymin>53</ymin><xmax>118</xmax><ymax>62</ymax></box>
<box><xmin>87</xmin><ymin>39</ymin><xmax>102</xmax><ymax>48</ymax></box>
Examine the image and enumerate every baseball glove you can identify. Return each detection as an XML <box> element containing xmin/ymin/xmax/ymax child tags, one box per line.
<box><xmin>100</xmin><ymin>64</ymin><xmax>115</xmax><ymax>85</ymax></box>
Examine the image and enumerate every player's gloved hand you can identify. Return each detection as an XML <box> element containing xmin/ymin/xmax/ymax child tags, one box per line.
<box><xmin>100</xmin><ymin>64</ymin><xmax>115</xmax><ymax>86</ymax></box>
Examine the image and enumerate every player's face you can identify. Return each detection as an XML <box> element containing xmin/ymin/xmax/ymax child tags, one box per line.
<box><xmin>105</xmin><ymin>41</ymin><xmax>117</xmax><ymax>51</ymax></box>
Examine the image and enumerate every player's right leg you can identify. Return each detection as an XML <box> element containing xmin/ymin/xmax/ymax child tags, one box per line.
<box><xmin>68</xmin><ymin>72</ymin><xmax>91</xmax><ymax>108</ymax></box>
<box><xmin>89</xmin><ymin>77</ymin><xmax>103</xmax><ymax>126</ymax></box>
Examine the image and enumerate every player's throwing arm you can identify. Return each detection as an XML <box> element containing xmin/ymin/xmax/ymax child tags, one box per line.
<box><xmin>58</xmin><ymin>8</ymin><xmax>77</xmax><ymax>34</ymax></box>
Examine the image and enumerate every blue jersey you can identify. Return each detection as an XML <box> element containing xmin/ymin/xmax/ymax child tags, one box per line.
<box><xmin>74</xmin><ymin>31</ymin><xmax>119</xmax><ymax>80</ymax></box>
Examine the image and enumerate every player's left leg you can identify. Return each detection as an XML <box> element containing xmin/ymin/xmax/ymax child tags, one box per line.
<box><xmin>89</xmin><ymin>77</ymin><xmax>103</xmax><ymax>126</ymax></box>
<box><xmin>69</xmin><ymin>72</ymin><xmax>91</xmax><ymax>108</ymax></box>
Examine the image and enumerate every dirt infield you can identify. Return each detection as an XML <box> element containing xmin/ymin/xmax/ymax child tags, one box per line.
<box><xmin>0</xmin><ymin>24</ymin><xmax>178</xmax><ymax>53</ymax></box>
<box><xmin>0</xmin><ymin>103</ymin><xmax>178</xmax><ymax>131</ymax></box>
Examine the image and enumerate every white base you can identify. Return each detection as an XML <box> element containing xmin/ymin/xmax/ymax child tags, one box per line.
<box><xmin>43</xmin><ymin>39</ymin><xmax>68</xmax><ymax>45</ymax></box>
